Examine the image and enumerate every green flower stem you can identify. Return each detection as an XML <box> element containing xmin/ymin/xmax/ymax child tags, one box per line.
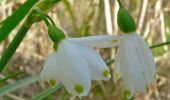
<box><xmin>33</xmin><ymin>7</ymin><xmax>51</xmax><ymax>27</ymax></box>
<box><xmin>0</xmin><ymin>23</ymin><xmax>31</xmax><ymax>72</ymax></box>
<box><xmin>150</xmin><ymin>41</ymin><xmax>170</xmax><ymax>49</ymax></box>
<box><xmin>33</xmin><ymin>7</ymin><xmax>65</xmax><ymax>45</ymax></box>
<box><xmin>45</xmin><ymin>14</ymin><xmax>57</xmax><ymax>26</ymax></box>
<box><xmin>117</xmin><ymin>0</ymin><xmax>123</xmax><ymax>7</ymax></box>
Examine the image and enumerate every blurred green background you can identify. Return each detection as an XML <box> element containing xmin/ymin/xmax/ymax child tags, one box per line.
<box><xmin>0</xmin><ymin>0</ymin><xmax>170</xmax><ymax>100</ymax></box>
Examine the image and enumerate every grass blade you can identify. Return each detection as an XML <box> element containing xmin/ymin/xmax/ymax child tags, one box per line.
<box><xmin>0</xmin><ymin>0</ymin><xmax>39</xmax><ymax>42</ymax></box>
<box><xmin>0</xmin><ymin>25</ymin><xmax>30</xmax><ymax>72</ymax></box>
<box><xmin>33</xmin><ymin>83</ymin><xmax>63</xmax><ymax>100</ymax></box>
<box><xmin>0</xmin><ymin>71</ymin><xmax>23</xmax><ymax>83</ymax></box>
<box><xmin>0</xmin><ymin>75</ymin><xmax>40</xmax><ymax>97</ymax></box>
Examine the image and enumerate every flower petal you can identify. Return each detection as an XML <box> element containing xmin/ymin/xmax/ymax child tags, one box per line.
<box><xmin>57</xmin><ymin>40</ymin><xmax>91</xmax><ymax>96</ymax></box>
<box><xmin>134</xmin><ymin>33</ymin><xmax>156</xmax><ymax>84</ymax></box>
<box><xmin>67</xmin><ymin>35</ymin><xmax>121</xmax><ymax>48</ymax></box>
<box><xmin>41</xmin><ymin>52</ymin><xmax>60</xmax><ymax>81</ymax></box>
<box><xmin>117</xmin><ymin>34</ymin><xmax>147</xmax><ymax>94</ymax></box>
<box><xmin>73</xmin><ymin>43</ymin><xmax>111</xmax><ymax>80</ymax></box>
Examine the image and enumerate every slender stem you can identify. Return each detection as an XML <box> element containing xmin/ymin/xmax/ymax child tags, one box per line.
<box><xmin>150</xmin><ymin>41</ymin><xmax>170</xmax><ymax>49</ymax></box>
<box><xmin>0</xmin><ymin>24</ymin><xmax>31</xmax><ymax>72</ymax></box>
<box><xmin>0</xmin><ymin>71</ymin><xmax>23</xmax><ymax>83</ymax></box>
<box><xmin>45</xmin><ymin>14</ymin><xmax>56</xmax><ymax>26</ymax></box>
<box><xmin>34</xmin><ymin>7</ymin><xmax>51</xmax><ymax>27</ymax></box>
<box><xmin>117</xmin><ymin>0</ymin><xmax>123</xmax><ymax>7</ymax></box>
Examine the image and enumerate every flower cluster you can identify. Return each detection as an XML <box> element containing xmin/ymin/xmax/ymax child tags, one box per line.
<box><xmin>40</xmin><ymin>0</ymin><xmax>156</xmax><ymax>99</ymax></box>
<box><xmin>41</xmin><ymin>32</ymin><xmax>156</xmax><ymax>98</ymax></box>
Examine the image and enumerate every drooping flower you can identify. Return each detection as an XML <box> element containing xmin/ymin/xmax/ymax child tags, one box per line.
<box><xmin>41</xmin><ymin>35</ymin><xmax>120</xmax><ymax>97</ymax></box>
<box><xmin>114</xmin><ymin>0</ymin><xmax>156</xmax><ymax>95</ymax></box>
<box><xmin>113</xmin><ymin>32</ymin><xmax>156</xmax><ymax>94</ymax></box>
<box><xmin>37</xmin><ymin>10</ymin><xmax>121</xmax><ymax>98</ymax></box>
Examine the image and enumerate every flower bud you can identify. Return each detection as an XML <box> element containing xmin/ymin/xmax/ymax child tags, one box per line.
<box><xmin>117</xmin><ymin>0</ymin><xmax>136</xmax><ymax>33</ymax></box>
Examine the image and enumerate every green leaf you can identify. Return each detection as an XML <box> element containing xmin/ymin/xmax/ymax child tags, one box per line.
<box><xmin>0</xmin><ymin>75</ymin><xmax>40</xmax><ymax>97</ymax></box>
<box><xmin>0</xmin><ymin>0</ymin><xmax>62</xmax><ymax>72</ymax></box>
<box><xmin>0</xmin><ymin>0</ymin><xmax>39</xmax><ymax>42</ymax></box>
<box><xmin>32</xmin><ymin>83</ymin><xmax>63</xmax><ymax>100</ymax></box>
<box><xmin>0</xmin><ymin>25</ymin><xmax>30</xmax><ymax>72</ymax></box>
<box><xmin>0</xmin><ymin>19</ymin><xmax>5</xmax><ymax>26</ymax></box>
<box><xmin>0</xmin><ymin>71</ymin><xmax>23</xmax><ymax>83</ymax></box>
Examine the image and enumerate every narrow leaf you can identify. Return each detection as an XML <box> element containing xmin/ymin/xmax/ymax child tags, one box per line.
<box><xmin>32</xmin><ymin>83</ymin><xmax>63</xmax><ymax>100</ymax></box>
<box><xmin>0</xmin><ymin>0</ymin><xmax>39</xmax><ymax>42</ymax></box>
<box><xmin>0</xmin><ymin>25</ymin><xmax>30</xmax><ymax>72</ymax></box>
<box><xmin>0</xmin><ymin>75</ymin><xmax>40</xmax><ymax>97</ymax></box>
<box><xmin>0</xmin><ymin>71</ymin><xmax>23</xmax><ymax>83</ymax></box>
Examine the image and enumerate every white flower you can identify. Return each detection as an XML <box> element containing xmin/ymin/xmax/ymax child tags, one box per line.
<box><xmin>41</xmin><ymin>35</ymin><xmax>120</xmax><ymax>97</ymax></box>
<box><xmin>113</xmin><ymin>32</ymin><xmax>156</xmax><ymax>94</ymax></box>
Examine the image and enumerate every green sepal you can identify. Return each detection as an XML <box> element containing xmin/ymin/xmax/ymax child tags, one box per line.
<box><xmin>117</xmin><ymin>4</ymin><xmax>136</xmax><ymax>33</ymax></box>
<box><xmin>48</xmin><ymin>25</ymin><xmax>65</xmax><ymax>45</ymax></box>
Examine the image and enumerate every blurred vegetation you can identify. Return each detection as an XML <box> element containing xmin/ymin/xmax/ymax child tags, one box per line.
<box><xmin>0</xmin><ymin>0</ymin><xmax>170</xmax><ymax>100</ymax></box>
